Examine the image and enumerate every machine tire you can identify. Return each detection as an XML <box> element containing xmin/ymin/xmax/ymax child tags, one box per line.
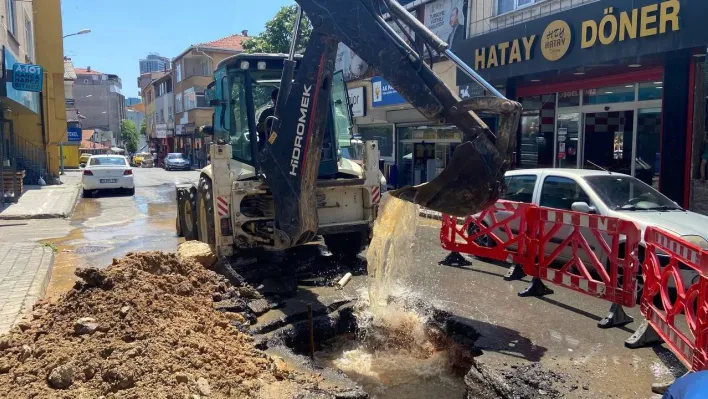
<box><xmin>197</xmin><ymin>176</ymin><xmax>216</xmax><ymax>247</ymax></box>
<box><xmin>324</xmin><ymin>232</ymin><xmax>366</xmax><ymax>258</ymax></box>
<box><xmin>179</xmin><ymin>186</ymin><xmax>199</xmax><ymax>241</ymax></box>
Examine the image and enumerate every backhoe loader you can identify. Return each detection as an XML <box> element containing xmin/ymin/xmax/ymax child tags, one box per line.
<box><xmin>175</xmin><ymin>0</ymin><xmax>521</xmax><ymax>258</ymax></box>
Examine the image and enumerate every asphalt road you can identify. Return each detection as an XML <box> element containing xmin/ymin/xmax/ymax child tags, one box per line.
<box><xmin>44</xmin><ymin>167</ymin><xmax>200</xmax><ymax>299</ymax></box>
<box><xmin>26</xmin><ymin>167</ymin><xmax>683</xmax><ymax>397</ymax></box>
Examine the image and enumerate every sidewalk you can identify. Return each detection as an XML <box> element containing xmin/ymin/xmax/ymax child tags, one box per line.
<box><xmin>0</xmin><ymin>243</ymin><xmax>54</xmax><ymax>334</ymax></box>
<box><xmin>0</xmin><ymin>170</ymin><xmax>81</xmax><ymax>220</ymax></box>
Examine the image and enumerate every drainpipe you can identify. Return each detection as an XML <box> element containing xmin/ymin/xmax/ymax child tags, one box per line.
<box><xmin>39</xmin><ymin>79</ymin><xmax>49</xmax><ymax>179</ymax></box>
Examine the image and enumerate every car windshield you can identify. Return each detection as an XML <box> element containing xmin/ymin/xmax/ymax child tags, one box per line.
<box><xmin>584</xmin><ymin>175</ymin><xmax>680</xmax><ymax>211</ymax></box>
<box><xmin>89</xmin><ymin>157</ymin><xmax>127</xmax><ymax>166</ymax></box>
<box><xmin>167</xmin><ymin>154</ymin><xmax>185</xmax><ymax>160</ymax></box>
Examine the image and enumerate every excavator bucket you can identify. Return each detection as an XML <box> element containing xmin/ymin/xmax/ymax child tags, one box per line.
<box><xmin>389</xmin><ymin>96</ymin><xmax>521</xmax><ymax>217</ymax></box>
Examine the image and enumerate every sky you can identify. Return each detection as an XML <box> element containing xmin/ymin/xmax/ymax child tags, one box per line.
<box><xmin>61</xmin><ymin>0</ymin><xmax>293</xmax><ymax>99</ymax></box>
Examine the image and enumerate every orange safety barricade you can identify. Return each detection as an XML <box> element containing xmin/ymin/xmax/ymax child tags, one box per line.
<box><xmin>526</xmin><ymin>207</ymin><xmax>640</xmax><ymax>307</ymax></box>
<box><xmin>640</xmin><ymin>227</ymin><xmax>708</xmax><ymax>370</ymax></box>
<box><xmin>440</xmin><ymin>201</ymin><xmax>536</xmax><ymax>265</ymax></box>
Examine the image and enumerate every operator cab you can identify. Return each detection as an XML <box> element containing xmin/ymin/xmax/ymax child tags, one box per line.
<box><xmin>210</xmin><ymin>53</ymin><xmax>357</xmax><ymax>179</ymax></box>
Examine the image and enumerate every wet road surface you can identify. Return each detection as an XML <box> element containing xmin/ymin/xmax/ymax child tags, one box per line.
<box><xmin>44</xmin><ymin>168</ymin><xmax>199</xmax><ymax>300</ymax></box>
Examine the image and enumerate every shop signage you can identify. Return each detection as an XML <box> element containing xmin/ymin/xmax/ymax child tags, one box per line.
<box><xmin>455</xmin><ymin>0</ymin><xmax>700</xmax><ymax>84</ymax></box>
<box><xmin>67</xmin><ymin>127</ymin><xmax>82</xmax><ymax>143</ymax></box>
<box><xmin>348</xmin><ymin>87</ymin><xmax>365</xmax><ymax>117</ymax></box>
<box><xmin>12</xmin><ymin>63</ymin><xmax>43</xmax><ymax>92</ymax></box>
<box><xmin>372</xmin><ymin>77</ymin><xmax>407</xmax><ymax>107</ymax></box>
<box><xmin>155</xmin><ymin>124</ymin><xmax>167</xmax><ymax>139</ymax></box>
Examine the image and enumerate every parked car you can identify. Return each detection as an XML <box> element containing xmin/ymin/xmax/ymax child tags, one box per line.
<box><xmin>79</xmin><ymin>153</ymin><xmax>92</xmax><ymax>167</ymax></box>
<box><xmin>164</xmin><ymin>153</ymin><xmax>190</xmax><ymax>171</ymax></box>
<box><xmin>480</xmin><ymin>168</ymin><xmax>708</xmax><ymax>296</ymax></box>
<box><xmin>82</xmin><ymin>155</ymin><xmax>135</xmax><ymax>197</ymax></box>
<box><xmin>132</xmin><ymin>152</ymin><xmax>149</xmax><ymax>166</ymax></box>
<box><xmin>141</xmin><ymin>153</ymin><xmax>154</xmax><ymax>168</ymax></box>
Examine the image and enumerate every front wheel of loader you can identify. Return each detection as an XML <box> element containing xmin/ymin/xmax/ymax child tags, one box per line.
<box><xmin>197</xmin><ymin>176</ymin><xmax>216</xmax><ymax>247</ymax></box>
<box><xmin>324</xmin><ymin>232</ymin><xmax>366</xmax><ymax>258</ymax></box>
<box><xmin>178</xmin><ymin>186</ymin><xmax>198</xmax><ymax>241</ymax></box>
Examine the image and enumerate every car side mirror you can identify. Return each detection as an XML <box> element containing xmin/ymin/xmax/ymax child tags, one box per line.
<box><xmin>571</xmin><ymin>201</ymin><xmax>596</xmax><ymax>214</ymax></box>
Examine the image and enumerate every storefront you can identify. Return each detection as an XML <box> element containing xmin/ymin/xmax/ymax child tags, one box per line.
<box><xmin>453</xmin><ymin>0</ymin><xmax>708</xmax><ymax>207</ymax></box>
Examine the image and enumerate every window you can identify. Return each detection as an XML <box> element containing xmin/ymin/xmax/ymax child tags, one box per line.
<box><xmin>168</xmin><ymin>106</ymin><xmax>173</xmax><ymax>121</ymax></box>
<box><xmin>201</xmin><ymin>59</ymin><xmax>210</xmax><ymax>76</ymax></box>
<box><xmin>175</xmin><ymin>63</ymin><xmax>182</xmax><ymax>82</ymax></box>
<box><xmin>583</xmin><ymin>85</ymin><xmax>635</xmax><ymax>105</ymax></box>
<box><xmin>24</xmin><ymin>17</ymin><xmax>32</xmax><ymax>61</ymax></box>
<box><xmin>585</xmin><ymin>175</ymin><xmax>677</xmax><ymax>211</ymax></box>
<box><xmin>5</xmin><ymin>0</ymin><xmax>15</xmax><ymax>35</ymax></box>
<box><xmin>89</xmin><ymin>156</ymin><xmax>128</xmax><ymax>166</ymax></box>
<box><xmin>183</xmin><ymin>88</ymin><xmax>196</xmax><ymax>110</ymax></box>
<box><xmin>639</xmin><ymin>81</ymin><xmax>663</xmax><ymax>101</ymax></box>
<box><xmin>540</xmin><ymin>176</ymin><xmax>592</xmax><ymax>211</ymax></box>
<box><xmin>498</xmin><ymin>0</ymin><xmax>535</xmax><ymax>15</ymax></box>
<box><xmin>358</xmin><ymin>125</ymin><xmax>394</xmax><ymax>159</ymax></box>
<box><xmin>175</xmin><ymin>93</ymin><xmax>183</xmax><ymax>113</ymax></box>
<box><xmin>502</xmin><ymin>175</ymin><xmax>537</xmax><ymax>203</ymax></box>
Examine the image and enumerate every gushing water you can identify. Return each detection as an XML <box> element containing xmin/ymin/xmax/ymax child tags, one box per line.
<box><xmin>316</xmin><ymin>197</ymin><xmax>466</xmax><ymax>398</ymax></box>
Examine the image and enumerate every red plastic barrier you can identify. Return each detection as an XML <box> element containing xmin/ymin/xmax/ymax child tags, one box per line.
<box><xmin>641</xmin><ymin>227</ymin><xmax>708</xmax><ymax>370</ymax></box>
<box><xmin>526</xmin><ymin>207</ymin><xmax>640</xmax><ymax>307</ymax></box>
<box><xmin>440</xmin><ymin>201</ymin><xmax>535</xmax><ymax>265</ymax></box>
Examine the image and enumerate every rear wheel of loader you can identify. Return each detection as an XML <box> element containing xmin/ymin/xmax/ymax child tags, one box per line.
<box><xmin>324</xmin><ymin>232</ymin><xmax>366</xmax><ymax>258</ymax></box>
<box><xmin>197</xmin><ymin>176</ymin><xmax>216</xmax><ymax>247</ymax></box>
<box><xmin>179</xmin><ymin>186</ymin><xmax>198</xmax><ymax>241</ymax></box>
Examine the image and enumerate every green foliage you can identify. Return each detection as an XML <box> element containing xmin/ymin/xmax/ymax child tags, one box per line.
<box><xmin>140</xmin><ymin>119</ymin><xmax>147</xmax><ymax>136</ymax></box>
<box><xmin>121</xmin><ymin>119</ymin><xmax>139</xmax><ymax>154</ymax></box>
<box><xmin>242</xmin><ymin>5</ymin><xmax>312</xmax><ymax>54</ymax></box>
<box><xmin>41</xmin><ymin>242</ymin><xmax>58</xmax><ymax>252</ymax></box>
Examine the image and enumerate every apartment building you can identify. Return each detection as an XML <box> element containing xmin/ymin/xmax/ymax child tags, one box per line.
<box><xmin>147</xmin><ymin>72</ymin><xmax>174</xmax><ymax>165</ymax></box>
<box><xmin>139</xmin><ymin>53</ymin><xmax>170</xmax><ymax>74</ymax></box>
<box><xmin>73</xmin><ymin>67</ymin><xmax>126</xmax><ymax>140</ymax></box>
<box><xmin>172</xmin><ymin>32</ymin><xmax>247</xmax><ymax>165</ymax></box>
<box><xmin>452</xmin><ymin>0</ymin><xmax>707</xmax><ymax>212</ymax></box>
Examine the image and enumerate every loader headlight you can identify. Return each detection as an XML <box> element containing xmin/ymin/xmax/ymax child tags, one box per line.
<box><xmin>257</xmin><ymin>61</ymin><xmax>267</xmax><ymax>70</ymax></box>
<box><xmin>240</xmin><ymin>61</ymin><xmax>250</xmax><ymax>70</ymax></box>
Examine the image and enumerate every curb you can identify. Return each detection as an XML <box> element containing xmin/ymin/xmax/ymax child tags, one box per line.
<box><xmin>0</xmin><ymin>184</ymin><xmax>81</xmax><ymax>220</ymax></box>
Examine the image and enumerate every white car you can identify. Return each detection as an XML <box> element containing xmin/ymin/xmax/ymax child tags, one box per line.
<box><xmin>82</xmin><ymin>155</ymin><xmax>135</xmax><ymax>197</ymax></box>
<box><xmin>481</xmin><ymin>168</ymin><xmax>708</xmax><ymax>295</ymax></box>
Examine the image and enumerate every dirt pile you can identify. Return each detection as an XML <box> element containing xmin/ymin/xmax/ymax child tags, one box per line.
<box><xmin>0</xmin><ymin>251</ymin><xmax>355</xmax><ymax>398</ymax></box>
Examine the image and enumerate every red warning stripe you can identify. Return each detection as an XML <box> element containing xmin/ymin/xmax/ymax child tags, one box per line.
<box><xmin>371</xmin><ymin>186</ymin><xmax>381</xmax><ymax>204</ymax></box>
<box><xmin>216</xmin><ymin>196</ymin><xmax>229</xmax><ymax>216</ymax></box>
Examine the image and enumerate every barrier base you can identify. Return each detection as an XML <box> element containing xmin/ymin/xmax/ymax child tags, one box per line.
<box><xmin>518</xmin><ymin>278</ymin><xmax>554</xmax><ymax>297</ymax></box>
<box><xmin>597</xmin><ymin>303</ymin><xmax>634</xmax><ymax>329</ymax></box>
<box><xmin>439</xmin><ymin>252</ymin><xmax>471</xmax><ymax>267</ymax></box>
<box><xmin>625</xmin><ymin>319</ymin><xmax>663</xmax><ymax>349</ymax></box>
<box><xmin>504</xmin><ymin>264</ymin><xmax>526</xmax><ymax>281</ymax></box>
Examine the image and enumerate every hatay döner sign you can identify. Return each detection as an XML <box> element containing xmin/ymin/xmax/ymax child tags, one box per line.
<box><xmin>473</xmin><ymin>0</ymin><xmax>680</xmax><ymax>70</ymax></box>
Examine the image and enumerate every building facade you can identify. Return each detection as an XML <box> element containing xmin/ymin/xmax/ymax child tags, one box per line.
<box><xmin>139</xmin><ymin>54</ymin><xmax>169</xmax><ymax>74</ymax></box>
<box><xmin>451</xmin><ymin>0</ymin><xmax>707</xmax><ymax>212</ymax></box>
<box><xmin>172</xmin><ymin>32</ymin><xmax>247</xmax><ymax>166</ymax></box>
<box><xmin>148</xmin><ymin>72</ymin><xmax>174</xmax><ymax>165</ymax></box>
<box><xmin>73</xmin><ymin>67</ymin><xmax>126</xmax><ymax>140</ymax></box>
<box><xmin>125</xmin><ymin>97</ymin><xmax>141</xmax><ymax>107</ymax></box>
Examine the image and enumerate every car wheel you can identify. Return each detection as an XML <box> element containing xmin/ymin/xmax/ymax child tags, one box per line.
<box><xmin>197</xmin><ymin>176</ymin><xmax>216</xmax><ymax>247</ymax></box>
<box><xmin>82</xmin><ymin>189</ymin><xmax>92</xmax><ymax>198</ymax></box>
<box><xmin>467</xmin><ymin>222</ymin><xmax>496</xmax><ymax>248</ymax></box>
<box><xmin>127</xmin><ymin>187</ymin><xmax>135</xmax><ymax>196</ymax></box>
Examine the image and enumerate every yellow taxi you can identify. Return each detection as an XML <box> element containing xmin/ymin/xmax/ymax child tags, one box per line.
<box><xmin>133</xmin><ymin>152</ymin><xmax>147</xmax><ymax>166</ymax></box>
<box><xmin>79</xmin><ymin>153</ymin><xmax>92</xmax><ymax>165</ymax></box>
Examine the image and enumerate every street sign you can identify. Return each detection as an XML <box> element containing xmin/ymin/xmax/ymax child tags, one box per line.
<box><xmin>12</xmin><ymin>63</ymin><xmax>43</xmax><ymax>92</ymax></box>
<box><xmin>67</xmin><ymin>127</ymin><xmax>82</xmax><ymax>143</ymax></box>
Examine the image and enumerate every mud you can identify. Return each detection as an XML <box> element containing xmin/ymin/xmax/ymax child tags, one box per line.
<box><xmin>0</xmin><ymin>251</ymin><xmax>362</xmax><ymax>398</ymax></box>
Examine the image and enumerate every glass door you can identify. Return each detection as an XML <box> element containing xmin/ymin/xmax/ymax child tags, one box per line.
<box><xmin>636</xmin><ymin>108</ymin><xmax>662</xmax><ymax>189</ymax></box>
<box><xmin>556</xmin><ymin>112</ymin><xmax>581</xmax><ymax>168</ymax></box>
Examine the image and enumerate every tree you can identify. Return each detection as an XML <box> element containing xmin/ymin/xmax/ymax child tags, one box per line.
<box><xmin>140</xmin><ymin>119</ymin><xmax>147</xmax><ymax>136</ymax></box>
<box><xmin>243</xmin><ymin>5</ymin><xmax>312</xmax><ymax>54</ymax></box>
<box><xmin>121</xmin><ymin>119</ymin><xmax>139</xmax><ymax>154</ymax></box>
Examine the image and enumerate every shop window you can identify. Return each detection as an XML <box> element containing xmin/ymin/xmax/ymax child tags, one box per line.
<box><xmin>358</xmin><ymin>125</ymin><xmax>394</xmax><ymax>159</ymax></box>
<box><xmin>636</xmin><ymin>108</ymin><xmax>662</xmax><ymax>189</ymax></box>
<box><xmin>502</xmin><ymin>175</ymin><xmax>537</xmax><ymax>203</ymax></box>
<box><xmin>583</xmin><ymin>85</ymin><xmax>635</xmax><ymax>105</ymax></box>
<box><xmin>558</xmin><ymin>91</ymin><xmax>580</xmax><ymax>108</ymax></box>
<box><xmin>397</xmin><ymin>125</ymin><xmax>462</xmax><ymax>141</ymax></box>
<box><xmin>540</xmin><ymin>176</ymin><xmax>591</xmax><ymax>211</ymax></box>
<box><xmin>638</xmin><ymin>81</ymin><xmax>663</xmax><ymax>101</ymax></box>
<box><xmin>518</xmin><ymin>94</ymin><xmax>555</xmax><ymax>169</ymax></box>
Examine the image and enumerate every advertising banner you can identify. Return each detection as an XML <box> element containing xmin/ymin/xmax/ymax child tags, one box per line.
<box><xmin>424</xmin><ymin>0</ymin><xmax>468</xmax><ymax>55</ymax></box>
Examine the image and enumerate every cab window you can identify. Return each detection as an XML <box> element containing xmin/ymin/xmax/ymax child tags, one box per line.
<box><xmin>501</xmin><ymin>175</ymin><xmax>536</xmax><ymax>203</ymax></box>
<box><xmin>540</xmin><ymin>176</ymin><xmax>592</xmax><ymax>211</ymax></box>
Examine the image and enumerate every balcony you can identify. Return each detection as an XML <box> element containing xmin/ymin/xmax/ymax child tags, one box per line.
<box><xmin>469</xmin><ymin>0</ymin><xmax>599</xmax><ymax>37</ymax></box>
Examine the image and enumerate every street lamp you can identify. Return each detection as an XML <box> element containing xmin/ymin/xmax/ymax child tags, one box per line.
<box><xmin>63</xmin><ymin>29</ymin><xmax>91</xmax><ymax>39</ymax></box>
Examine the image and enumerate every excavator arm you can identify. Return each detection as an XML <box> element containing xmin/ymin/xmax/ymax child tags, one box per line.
<box><xmin>258</xmin><ymin>0</ymin><xmax>522</xmax><ymax>249</ymax></box>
